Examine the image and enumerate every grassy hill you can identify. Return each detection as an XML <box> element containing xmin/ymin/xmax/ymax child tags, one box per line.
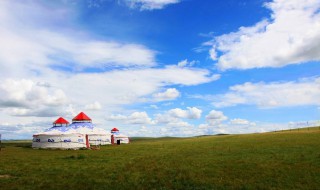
<box><xmin>0</xmin><ymin>127</ymin><xmax>319</xmax><ymax>189</ymax></box>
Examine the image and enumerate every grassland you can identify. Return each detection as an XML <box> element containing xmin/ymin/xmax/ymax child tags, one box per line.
<box><xmin>0</xmin><ymin>127</ymin><xmax>319</xmax><ymax>190</ymax></box>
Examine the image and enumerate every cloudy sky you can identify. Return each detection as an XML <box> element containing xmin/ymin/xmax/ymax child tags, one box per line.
<box><xmin>1</xmin><ymin>0</ymin><xmax>319</xmax><ymax>139</ymax></box>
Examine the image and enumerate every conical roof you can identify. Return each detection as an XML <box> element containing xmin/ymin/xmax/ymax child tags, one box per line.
<box><xmin>111</xmin><ymin>127</ymin><xmax>119</xmax><ymax>131</ymax></box>
<box><xmin>53</xmin><ymin>117</ymin><xmax>69</xmax><ymax>126</ymax></box>
<box><xmin>53</xmin><ymin>117</ymin><xmax>69</xmax><ymax>125</ymax></box>
<box><xmin>72</xmin><ymin>112</ymin><xmax>92</xmax><ymax>122</ymax></box>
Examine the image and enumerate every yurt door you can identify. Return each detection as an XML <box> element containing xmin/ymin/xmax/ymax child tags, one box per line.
<box><xmin>85</xmin><ymin>134</ymin><xmax>90</xmax><ymax>148</ymax></box>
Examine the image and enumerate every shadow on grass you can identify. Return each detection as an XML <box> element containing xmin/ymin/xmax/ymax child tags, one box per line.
<box><xmin>15</xmin><ymin>143</ymin><xmax>32</xmax><ymax>148</ymax></box>
<box><xmin>63</xmin><ymin>154</ymin><xmax>86</xmax><ymax>160</ymax></box>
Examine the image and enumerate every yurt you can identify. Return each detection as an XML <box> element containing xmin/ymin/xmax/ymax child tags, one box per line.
<box><xmin>71</xmin><ymin>112</ymin><xmax>111</xmax><ymax>146</ymax></box>
<box><xmin>32</xmin><ymin>112</ymin><xmax>111</xmax><ymax>149</ymax></box>
<box><xmin>111</xmin><ymin>127</ymin><xmax>130</xmax><ymax>144</ymax></box>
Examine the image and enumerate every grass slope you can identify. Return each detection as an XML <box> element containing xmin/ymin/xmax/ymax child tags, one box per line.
<box><xmin>0</xmin><ymin>128</ymin><xmax>319</xmax><ymax>189</ymax></box>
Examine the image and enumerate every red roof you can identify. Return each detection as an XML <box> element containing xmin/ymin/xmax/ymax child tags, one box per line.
<box><xmin>72</xmin><ymin>112</ymin><xmax>92</xmax><ymax>121</ymax></box>
<box><xmin>111</xmin><ymin>127</ymin><xmax>119</xmax><ymax>131</ymax></box>
<box><xmin>53</xmin><ymin>117</ymin><xmax>69</xmax><ymax>124</ymax></box>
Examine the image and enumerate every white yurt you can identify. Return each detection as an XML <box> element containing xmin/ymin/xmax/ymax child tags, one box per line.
<box><xmin>111</xmin><ymin>127</ymin><xmax>130</xmax><ymax>144</ymax></box>
<box><xmin>32</xmin><ymin>112</ymin><xmax>111</xmax><ymax>149</ymax></box>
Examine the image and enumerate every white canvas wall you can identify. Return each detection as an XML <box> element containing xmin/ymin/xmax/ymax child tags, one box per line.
<box><xmin>114</xmin><ymin>136</ymin><xmax>130</xmax><ymax>144</ymax></box>
<box><xmin>32</xmin><ymin>134</ymin><xmax>87</xmax><ymax>149</ymax></box>
<box><xmin>88</xmin><ymin>134</ymin><xmax>111</xmax><ymax>145</ymax></box>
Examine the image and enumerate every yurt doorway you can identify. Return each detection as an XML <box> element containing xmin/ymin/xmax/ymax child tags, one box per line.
<box><xmin>85</xmin><ymin>134</ymin><xmax>90</xmax><ymax>148</ymax></box>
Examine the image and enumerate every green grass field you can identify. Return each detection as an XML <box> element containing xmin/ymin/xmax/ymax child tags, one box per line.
<box><xmin>1</xmin><ymin>127</ymin><xmax>320</xmax><ymax>189</ymax></box>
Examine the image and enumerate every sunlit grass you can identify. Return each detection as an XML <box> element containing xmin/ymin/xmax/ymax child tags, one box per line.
<box><xmin>0</xmin><ymin>127</ymin><xmax>319</xmax><ymax>189</ymax></box>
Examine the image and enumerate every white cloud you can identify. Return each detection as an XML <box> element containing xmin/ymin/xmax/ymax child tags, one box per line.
<box><xmin>107</xmin><ymin>111</ymin><xmax>154</xmax><ymax>125</ymax></box>
<box><xmin>0</xmin><ymin>64</ymin><xmax>216</xmax><ymax>128</ymax></box>
<box><xmin>61</xmin><ymin>66</ymin><xmax>216</xmax><ymax>107</ymax></box>
<box><xmin>0</xmin><ymin>1</ymin><xmax>219</xmax><ymax>107</ymax></box>
<box><xmin>168</xmin><ymin>107</ymin><xmax>202</xmax><ymax>119</ymax></box>
<box><xmin>159</xmin><ymin>123</ymin><xmax>195</xmax><ymax>137</ymax></box>
<box><xmin>126</xmin><ymin>125</ymin><xmax>156</xmax><ymax>137</ymax></box>
<box><xmin>154</xmin><ymin>113</ymin><xmax>180</xmax><ymax>124</ymax></box>
<box><xmin>1</xmin><ymin>29</ymin><xmax>156</xmax><ymax>72</ymax></box>
<box><xmin>177</xmin><ymin>59</ymin><xmax>198</xmax><ymax>67</ymax></box>
<box><xmin>197</xmin><ymin>111</ymin><xmax>292</xmax><ymax>135</ymax></box>
<box><xmin>85</xmin><ymin>101</ymin><xmax>102</xmax><ymax>110</ymax></box>
<box><xmin>138</xmin><ymin>126</ymin><xmax>148</xmax><ymax>132</ymax></box>
<box><xmin>208</xmin><ymin>0</ymin><xmax>320</xmax><ymax>70</ymax></box>
<box><xmin>155</xmin><ymin>107</ymin><xmax>202</xmax><ymax>125</ymax></box>
<box><xmin>230</xmin><ymin>118</ymin><xmax>256</xmax><ymax>126</ymax></box>
<box><xmin>125</xmin><ymin>0</ymin><xmax>180</xmax><ymax>10</ymax></box>
<box><xmin>0</xmin><ymin>79</ymin><xmax>67</xmax><ymax>109</ymax></box>
<box><xmin>153</xmin><ymin>88</ymin><xmax>180</xmax><ymax>101</ymax></box>
<box><xmin>196</xmin><ymin>111</ymin><xmax>261</xmax><ymax>135</ymax></box>
<box><xmin>106</xmin><ymin>114</ymin><xmax>128</xmax><ymax>121</ymax></box>
<box><xmin>178</xmin><ymin>59</ymin><xmax>188</xmax><ymax>67</ymax></box>
<box><xmin>0</xmin><ymin>0</ymin><xmax>157</xmax><ymax>79</ymax></box>
<box><xmin>0</xmin><ymin>120</ymin><xmax>53</xmax><ymax>139</ymax></box>
<box><xmin>166</xmin><ymin>120</ymin><xmax>193</xmax><ymax>128</ymax></box>
<box><xmin>128</xmin><ymin>112</ymin><xmax>154</xmax><ymax>124</ymax></box>
<box><xmin>5</xmin><ymin>107</ymin><xmax>67</xmax><ymax>117</ymax></box>
<box><xmin>105</xmin><ymin>107</ymin><xmax>202</xmax><ymax>137</ymax></box>
<box><xmin>0</xmin><ymin>1</ymin><xmax>220</xmax><ymax>138</ymax></box>
<box><xmin>205</xmin><ymin>110</ymin><xmax>228</xmax><ymax>125</ymax></box>
<box><xmin>63</xmin><ymin>40</ymin><xmax>156</xmax><ymax>68</ymax></box>
<box><xmin>288</xmin><ymin>120</ymin><xmax>320</xmax><ymax>128</ymax></box>
<box><xmin>210</xmin><ymin>77</ymin><xmax>320</xmax><ymax>108</ymax></box>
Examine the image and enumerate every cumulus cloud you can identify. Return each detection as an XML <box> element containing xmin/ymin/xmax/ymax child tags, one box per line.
<box><xmin>209</xmin><ymin>77</ymin><xmax>320</xmax><ymax>108</ymax></box>
<box><xmin>205</xmin><ymin>110</ymin><xmax>228</xmax><ymax>126</ymax></box>
<box><xmin>0</xmin><ymin>0</ymin><xmax>219</xmax><ymax>107</ymax></box>
<box><xmin>159</xmin><ymin>123</ymin><xmax>195</xmax><ymax>136</ymax></box>
<box><xmin>168</xmin><ymin>107</ymin><xmax>202</xmax><ymax>119</ymax></box>
<box><xmin>154</xmin><ymin>113</ymin><xmax>180</xmax><ymax>124</ymax></box>
<box><xmin>1</xmin><ymin>29</ymin><xmax>156</xmax><ymax>72</ymax></box>
<box><xmin>0</xmin><ymin>1</ymin><xmax>221</xmax><ymax>138</ymax></box>
<box><xmin>128</xmin><ymin>112</ymin><xmax>154</xmax><ymax>124</ymax></box>
<box><xmin>116</xmin><ymin>107</ymin><xmax>200</xmax><ymax>134</ymax></box>
<box><xmin>197</xmin><ymin>121</ymin><xmax>283</xmax><ymax>135</ymax></box>
<box><xmin>106</xmin><ymin>114</ymin><xmax>127</xmax><ymax>121</ymax></box>
<box><xmin>208</xmin><ymin>0</ymin><xmax>320</xmax><ymax>70</ymax></box>
<box><xmin>153</xmin><ymin>88</ymin><xmax>180</xmax><ymax>101</ymax></box>
<box><xmin>5</xmin><ymin>107</ymin><xmax>67</xmax><ymax>117</ymax></box>
<box><xmin>197</xmin><ymin>111</ymin><xmax>285</xmax><ymax>135</ymax></box>
<box><xmin>0</xmin><ymin>79</ymin><xmax>67</xmax><ymax>109</ymax></box>
<box><xmin>230</xmin><ymin>118</ymin><xmax>256</xmax><ymax>126</ymax></box>
<box><xmin>124</xmin><ymin>0</ymin><xmax>180</xmax><ymax>10</ymax></box>
<box><xmin>85</xmin><ymin>101</ymin><xmax>102</xmax><ymax>110</ymax></box>
<box><xmin>155</xmin><ymin>107</ymin><xmax>202</xmax><ymax>124</ymax></box>
<box><xmin>0</xmin><ymin>120</ymin><xmax>52</xmax><ymax>139</ymax></box>
<box><xmin>106</xmin><ymin>111</ymin><xmax>154</xmax><ymax>125</ymax></box>
<box><xmin>0</xmin><ymin>0</ymin><xmax>156</xmax><ymax>78</ymax></box>
<box><xmin>63</xmin><ymin>66</ymin><xmax>217</xmax><ymax>107</ymax></box>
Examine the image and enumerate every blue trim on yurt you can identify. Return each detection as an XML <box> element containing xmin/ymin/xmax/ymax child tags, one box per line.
<box><xmin>45</xmin><ymin>122</ymin><xmax>95</xmax><ymax>132</ymax></box>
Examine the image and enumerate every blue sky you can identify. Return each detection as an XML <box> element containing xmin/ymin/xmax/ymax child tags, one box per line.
<box><xmin>0</xmin><ymin>0</ymin><xmax>319</xmax><ymax>139</ymax></box>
